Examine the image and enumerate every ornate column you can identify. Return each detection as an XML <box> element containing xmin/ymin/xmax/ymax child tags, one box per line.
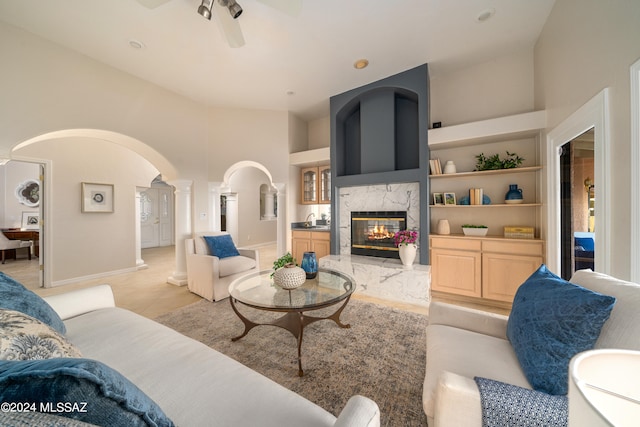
<box><xmin>167</xmin><ymin>179</ymin><xmax>192</xmax><ymax>286</ymax></box>
<box><xmin>224</xmin><ymin>193</ymin><xmax>239</xmax><ymax>244</ymax></box>
<box><xmin>209</xmin><ymin>182</ymin><xmax>223</xmax><ymax>231</ymax></box>
<box><xmin>274</xmin><ymin>183</ymin><xmax>286</xmax><ymax>257</ymax></box>
<box><xmin>135</xmin><ymin>187</ymin><xmax>147</xmax><ymax>269</ymax></box>
<box><xmin>262</xmin><ymin>186</ymin><xmax>276</xmax><ymax>220</ymax></box>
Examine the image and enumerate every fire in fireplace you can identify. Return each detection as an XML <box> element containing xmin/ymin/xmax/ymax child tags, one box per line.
<box><xmin>351</xmin><ymin>211</ymin><xmax>407</xmax><ymax>259</ymax></box>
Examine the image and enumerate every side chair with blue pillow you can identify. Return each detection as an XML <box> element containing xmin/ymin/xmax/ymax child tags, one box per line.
<box><xmin>185</xmin><ymin>232</ymin><xmax>259</xmax><ymax>301</ymax></box>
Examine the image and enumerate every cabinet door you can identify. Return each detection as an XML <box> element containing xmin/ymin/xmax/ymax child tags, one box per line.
<box><xmin>431</xmin><ymin>249</ymin><xmax>482</xmax><ymax>297</ymax></box>
<box><xmin>482</xmin><ymin>253</ymin><xmax>543</xmax><ymax>302</ymax></box>
<box><xmin>292</xmin><ymin>231</ymin><xmax>311</xmax><ymax>264</ymax></box>
<box><xmin>310</xmin><ymin>232</ymin><xmax>330</xmax><ymax>259</ymax></box>
<box><xmin>300</xmin><ymin>167</ymin><xmax>318</xmax><ymax>204</ymax></box>
<box><xmin>318</xmin><ymin>165</ymin><xmax>331</xmax><ymax>204</ymax></box>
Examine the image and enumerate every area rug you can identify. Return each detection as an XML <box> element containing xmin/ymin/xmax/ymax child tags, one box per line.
<box><xmin>155</xmin><ymin>298</ymin><xmax>429</xmax><ymax>426</ymax></box>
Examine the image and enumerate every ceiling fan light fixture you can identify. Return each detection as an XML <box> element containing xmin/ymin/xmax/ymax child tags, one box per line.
<box><xmin>227</xmin><ymin>1</ymin><xmax>243</xmax><ymax>19</ymax></box>
<box><xmin>197</xmin><ymin>0</ymin><xmax>213</xmax><ymax>20</ymax></box>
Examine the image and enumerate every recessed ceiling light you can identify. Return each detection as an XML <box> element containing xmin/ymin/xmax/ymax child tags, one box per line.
<box><xmin>128</xmin><ymin>39</ymin><xmax>145</xmax><ymax>49</ymax></box>
<box><xmin>476</xmin><ymin>8</ymin><xmax>495</xmax><ymax>23</ymax></box>
<box><xmin>354</xmin><ymin>59</ymin><xmax>369</xmax><ymax>70</ymax></box>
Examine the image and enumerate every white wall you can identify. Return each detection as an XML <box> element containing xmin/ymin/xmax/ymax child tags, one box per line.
<box><xmin>0</xmin><ymin>161</ymin><xmax>40</xmax><ymax>228</ymax></box>
<box><xmin>534</xmin><ymin>0</ymin><xmax>640</xmax><ymax>279</ymax></box>
<box><xmin>15</xmin><ymin>137</ymin><xmax>159</xmax><ymax>283</ymax></box>
<box><xmin>0</xmin><ymin>22</ymin><xmax>294</xmax><ymax>283</ymax></box>
<box><xmin>308</xmin><ymin>116</ymin><xmax>331</xmax><ymax>149</ymax></box>
<box><xmin>430</xmin><ymin>50</ymin><xmax>535</xmax><ymax>126</ymax></box>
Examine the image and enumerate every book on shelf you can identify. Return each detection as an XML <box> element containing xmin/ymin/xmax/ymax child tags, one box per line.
<box><xmin>429</xmin><ymin>159</ymin><xmax>442</xmax><ymax>175</ymax></box>
<box><xmin>469</xmin><ymin>188</ymin><xmax>483</xmax><ymax>205</ymax></box>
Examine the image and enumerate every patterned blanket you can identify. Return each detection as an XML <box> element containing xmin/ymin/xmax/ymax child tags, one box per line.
<box><xmin>474</xmin><ymin>377</ymin><xmax>568</xmax><ymax>427</ymax></box>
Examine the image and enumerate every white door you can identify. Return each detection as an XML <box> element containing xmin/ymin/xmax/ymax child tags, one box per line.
<box><xmin>140</xmin><ymin>187</ymin><xmax>174</xmax><ymax>248</ymax></box>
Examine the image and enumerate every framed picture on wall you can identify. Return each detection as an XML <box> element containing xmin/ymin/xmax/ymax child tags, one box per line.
<box><xmin>21</xmin><ymin>212</ymin><xmax>39</xmax><ymax>230</ymax></box>
<box><xmin>82</xmin><ymin>182</ymin><xmax>114</xmax><ymax>213</ymax></box>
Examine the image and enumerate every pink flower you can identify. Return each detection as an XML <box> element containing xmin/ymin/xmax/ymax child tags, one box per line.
<box><xmin>394</xmin><ymin>229</ymin><xmax>418</xmax><ymax>246</ymax></box>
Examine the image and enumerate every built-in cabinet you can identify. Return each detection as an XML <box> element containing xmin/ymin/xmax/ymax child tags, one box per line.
<box><xmin>430</xmin><ymin>235</ymin><xmax>544</xmax><ymax>304</ymax></box>
<box><xmin>300</xmin><ymin>165</ymin><xmax>330</xmax><ymax>204</ymax></box>
<box><xmin>428</xmin><ymin>112</ymin><xmax>547</xmax><ymax>306</ymax></box>
<box><xmin>292</xmin><ymin>230</ymin><xmax>330</xmax><ymax>264</ymax></box>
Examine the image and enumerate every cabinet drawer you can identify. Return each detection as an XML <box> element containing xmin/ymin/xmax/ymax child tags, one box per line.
<box><xmin>310</xmin><ymin>231</ymin><xmax>330</xmax><ymax>241</ymax></box>
<box><xmin>482</xmin><ymin>240</ymin><xmax>543</xmax><ymax>256</ymax></box>
<box><xmin>431</xmin><ymin>237</ymin><xmax>481</xmax><ymax>251</ymax></box>
<box><xmin>292</xmin><ymin>230</ymin><xmax>312</xmax><ymax>239</ymax></box>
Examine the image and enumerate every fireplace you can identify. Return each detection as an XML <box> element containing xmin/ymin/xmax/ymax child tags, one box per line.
<box><xmin>350</xmin><ymin>211</ymin><xmax>407</xmax><ymax>259</ymax></box>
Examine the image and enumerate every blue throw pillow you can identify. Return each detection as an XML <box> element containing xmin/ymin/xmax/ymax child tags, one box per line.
<box><xmin>0</xmin><ymin>358</ymin><xmax>174</xmax><ymax>427</ymax></box>
<box><xmin>203</xmin><ymin>235</ymin><xmax>240</xmax><ymax>259</ymax></box>
<box><xmin>506</xmin><ymin>265</ymin><xmax>615</xmax><ymax>395</ymax></box>
<box><xmin>0</xmin><ymin>272</ymin><xmax>66</xmax><ymax>335</ymax></box>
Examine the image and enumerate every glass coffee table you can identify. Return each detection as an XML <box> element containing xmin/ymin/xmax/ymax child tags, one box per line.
<box><xmin>228</xmin><ymin>268</ymin><xmax>355</xmax><ymax>376</ymax></box>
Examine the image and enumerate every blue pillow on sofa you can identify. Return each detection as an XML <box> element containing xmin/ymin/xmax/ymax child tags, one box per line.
<box><xmin>0</xmin><ymin>358</ymin><xmax>174</xmax><ymax>427</ymax></box>
<box><xmin>506</xmin><ymin>264</ymin><xmax>615</xmax><ymax>395</ymax></box>
<box><xmin>203</xmin><ymin>235</ymin><xmax>240</xmax><ymax>259</ymax></box>
<box><xmin>0</xmin><ymin>272</ymin><xmax>66</xmax><ymax>335</ymax></box>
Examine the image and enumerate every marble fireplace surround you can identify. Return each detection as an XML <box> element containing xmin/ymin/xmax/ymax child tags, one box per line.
<box><xmin>338</xmin><ymin>182</ymin><xmax>421</xmax><ymax>259</ymax></box>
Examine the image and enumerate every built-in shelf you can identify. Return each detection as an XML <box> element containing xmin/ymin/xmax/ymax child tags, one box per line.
<box><xmin>430</xmin><ymin>166</ymin><xmax>542</xmax><ymax>179</ymax></box>
<box><xmin>428</xmin><ymin>111</ymin><xmax>546</xmax><ymax>148</ymax></box>
<box><xmin>289</xmin><ymin>147</ymin><xmax>330</xmax><ymax>166</ymax></box>
<box><xmin>431</xmin><ymin>203</ymin><xmax>542</xmax><ymax>208</ymax></box>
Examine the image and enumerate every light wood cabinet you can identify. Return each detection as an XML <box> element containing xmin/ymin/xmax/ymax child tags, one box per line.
<box><xmin>300</xmin><ymin>165</ymin><xmax>330</xmax><ymax>204</ymax></box>
<box><xmin>292</xmin><ymin>230</ymin><xmax>330</xmax><ymax>264</ymax></box>
<box><xmin>430</xmin><ymin>235</ymin><xmax>544</xmax><ymax>305</ymax></box>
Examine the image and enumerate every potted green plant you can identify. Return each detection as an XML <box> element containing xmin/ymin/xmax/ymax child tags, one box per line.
<box><xmin>475</xmin><ymin>151</ymin><xmax>524</xmax><ymax>171</ymax></box>
<box><xmin>461</xmin><ymin>224</ymin><xmax>489</xmax><ymax>237</ymax></box>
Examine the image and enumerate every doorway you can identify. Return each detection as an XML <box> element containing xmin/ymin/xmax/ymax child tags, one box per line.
<box><xmin>559</xmin><ymin>129</ymin><xmax>595</xmax><ymax>279</ymax></box>
<box><xmin>546</xmin><ymin>89</ymin><xmax>610</xmax><ymax>276</ymax></box>
<box><xmin>140</xmin><ymin>178</ymin><xmax>174</xmax><ymax>249</ymax></box>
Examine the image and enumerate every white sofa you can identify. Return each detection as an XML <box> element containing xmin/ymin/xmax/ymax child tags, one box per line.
<box><xmin>185</xmin><ymin>232</ymin><xmax>259</xmax><ymax>301</ymax></box>
<box><xmin>42</xmin><ymin>285</ymin><xmax>380</xmax><ymax>427</ymax></box>
<box><xmin>423</xmin><ymin>269</ymin><xmax>640</xmax><ymax>427</ymax></box>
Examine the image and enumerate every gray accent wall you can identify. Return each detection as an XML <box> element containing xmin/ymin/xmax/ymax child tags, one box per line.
<box><xmin>329</xmin><ymin>64</ymin><xmax>430</xmax><ymax>264</ymax></box>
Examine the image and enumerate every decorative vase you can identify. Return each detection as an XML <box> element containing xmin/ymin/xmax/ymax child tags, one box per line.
<box><xmin>505</xmin><ymin>184</ymin><xmax>523</xmax><ymax>204</ymax></box>
<box><xmin>398</xmin><ymin>244</ymin><xmax>417</xmax><ymax>266</ymax></box>
<box><xmin>443</xmin><ymin>161</ymin><xmax>457</xmax><ymax>174</ymax></box>
<box><xmin>436</xmin><ymin>219</ymin><xmax>450</xmax><ymax>235</ymax></box>
<box><xmin>273</xmin><ymin>263</ymin><xmax>306</xmax><ymax>289</ymax></box>
<box><xmin>300</xmin><ymin>252</ymin><xmax>318</xmax><ymax>279</ymax></box>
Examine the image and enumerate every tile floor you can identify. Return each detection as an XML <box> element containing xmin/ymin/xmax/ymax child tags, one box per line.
<box><xmin>1</xmin><ymin>245</ymin><xmax>435</xmax><ymax>319</ymax></box>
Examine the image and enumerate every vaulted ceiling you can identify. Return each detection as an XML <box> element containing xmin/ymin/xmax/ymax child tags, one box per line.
<box><xmin>0</xmin><ymin>0</ymin><xmax>556</xmax><ymax>121</ymax></box>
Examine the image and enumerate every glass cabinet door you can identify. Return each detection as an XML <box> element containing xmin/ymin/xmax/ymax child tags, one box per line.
<box><xmin>319</xmin><ymin>165</ymin><xmax>331</xmax><ymax>204</ymax></box>
<box><xmin>301</xmin><ymin>167</ymin><xmax>317</xmax><ymax>204</ymax></box>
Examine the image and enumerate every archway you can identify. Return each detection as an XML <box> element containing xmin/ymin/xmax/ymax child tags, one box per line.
<box><xmin>217</xmin><ymin>161</ymin><xmax>286</xmax><ymax>258</ymax></box>
<box><xmin>10</xmin><ymin>129</ymin><xmax>181</xmax><ymax>287</ymax></box>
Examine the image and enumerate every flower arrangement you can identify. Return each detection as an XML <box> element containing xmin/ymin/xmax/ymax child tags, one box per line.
<box><xmin>394</xmin><ymin>229</ymin><xmax>418</xmax><ymax>247</ymax></box>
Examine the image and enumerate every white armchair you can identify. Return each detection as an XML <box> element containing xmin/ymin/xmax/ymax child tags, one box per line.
<box><xmin>0</xmin><ymin>232</ymin><xmax>32</xmax><ymax>264</ymax></box>
<box><xmin>185</xmin><ymin>232</ymin><xmax>260</xmax><ymax>301</ymax></box>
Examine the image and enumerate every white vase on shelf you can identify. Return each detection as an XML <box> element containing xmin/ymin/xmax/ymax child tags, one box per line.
<box><xmin>436</xmin><ymin>219</ymin><xmax>450</xmax><ymax>235</ymax></box>
<box><xmin>398</xmin><ymin>244</ymin><xmax>417</xmax><ymax>266</ymax></box>
<box><xmin>443</xmin><ymin>161</ymin><xmax>457</xmax><ymax>174</ymax></box>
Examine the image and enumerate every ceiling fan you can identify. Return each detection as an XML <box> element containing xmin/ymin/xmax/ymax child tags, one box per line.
<box><xmin>136</xmin><ymin>0</ymin><xmax>302</xmax><ymax>48</ymax></box>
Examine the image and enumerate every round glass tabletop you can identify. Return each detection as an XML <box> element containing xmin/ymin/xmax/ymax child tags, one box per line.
<box><xmin>229</xmin><ymin>268</ymin><xmax>355</xmax><ymax>311</ymax></box>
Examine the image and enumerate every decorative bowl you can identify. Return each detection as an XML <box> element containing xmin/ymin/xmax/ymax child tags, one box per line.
<box><xmin>273</xmin><ymin>263</ymin><xmax>306</xmax><ymax>289</ymax></box>
<box><xmin>462</xmin><ymin>227</ymin><xmax>489</xmax><ymax>237</ymax></box>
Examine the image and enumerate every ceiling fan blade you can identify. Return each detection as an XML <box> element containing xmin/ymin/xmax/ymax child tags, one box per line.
<box><xmin>136</xmin><ymin>0</ymin><xmax>172</xmax><ymax>9</ymax></box>
<box><xmin>212</xmin><ymin>1</ymin><xmax>245</xmax><ymax>48</ymax></box>
<box><xmin>257</xmin><ymin>0</ymin><xmax>302</xmax><ymax>16</ymax></box>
